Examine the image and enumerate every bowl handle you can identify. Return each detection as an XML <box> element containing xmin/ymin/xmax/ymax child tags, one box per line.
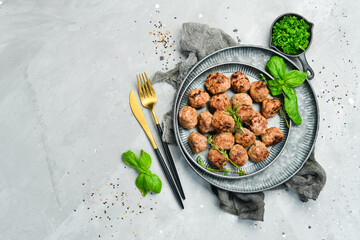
<box><xmin>298</xmin><ymin>54</ymin><xmax>315</xmax><ymax>80</ymax></box>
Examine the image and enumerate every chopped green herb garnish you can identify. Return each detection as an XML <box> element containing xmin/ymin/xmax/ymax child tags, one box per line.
<box><xmin>272</xmin><ymin>15</ymin><xmax>311</xmax><ymax>55</ymax></box>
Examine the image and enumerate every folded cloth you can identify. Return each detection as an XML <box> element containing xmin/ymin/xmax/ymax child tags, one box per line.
<box><xmin>151</xmin><ymin>22</ymin><xmax>326</xmax><ymax>221</ymax></box>
<box><xmin>211</xmin><ymin>186</ymin><xmax>265</xmax><ymax>221</ymax></box>
<box><xmin>284</xmin><ymin>150</ymin><xmax>327</xmax><ymax>202</ymax></box>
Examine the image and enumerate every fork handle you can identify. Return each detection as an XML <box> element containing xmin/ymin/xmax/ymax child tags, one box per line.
<box><xmin>154</xmin><ymin>148</ymin><xmax>184</xmax><ymax>209</ymax></box>
<box><xmin>156</xmin><ymin>124</ymin><xmax>186</xmax><ymax>200</ymax></box>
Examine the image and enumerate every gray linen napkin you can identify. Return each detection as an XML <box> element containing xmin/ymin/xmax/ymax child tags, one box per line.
<box><xmin>151</xmin><ymin>22</ymin><xmax>326</xmax><ymax>221</ymax></box>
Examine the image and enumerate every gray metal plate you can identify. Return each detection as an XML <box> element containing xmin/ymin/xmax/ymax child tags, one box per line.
<box><xmin>176</xmin><ymin>63</ymin><xmax>290</xmax><ymax>179</ymax></box>
<box><xmin>173</xmin><ymin>45</ymin><xmax>319</xmax><ymax>192</ymax></box>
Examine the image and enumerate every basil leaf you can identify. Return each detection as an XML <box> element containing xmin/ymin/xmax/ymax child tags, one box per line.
<box><xmin>282</xmin><ymin>86</ymin><xmax>302</xmax><ymax>125</ymax></box>
<box><xmin>283</xmin><ymin>70</ymin><xmax>308</xmax><ymax>87</ymax></box>
<box><xmin>282</xmin><ymin>85</ymin><xmax>294</xmax><ymax>98</ymax></box>
<box><xmin>135</xmin><ymin>173</ymin><xmax>149</xmax><ymax>197</ymax></box>
<box><xmin>145</xmin><ymin>173</ymin><xmax>162</xmax><ymax>194</ymax></box>
<box><xmin>267</xmin><ymin>78</ymin><xmax>284</xmax><ymax>96</ymax></box>
<box><xmin>139</xmin><ymin>149</ymin><xmax>152</xmax><ymax>171</ymax></box>
<box><xmin>266</xmin><ymin>56</ymin><xmax>286</xmax><ymax>79</ymax></box>
<box><xmin>122</xmin><ymin>150</ymin><xmax>140</xmax><ymax>169</ymax></box>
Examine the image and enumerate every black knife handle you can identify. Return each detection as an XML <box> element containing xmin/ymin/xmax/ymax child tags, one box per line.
<box><xmin>154</xmin><ymin>148</ymin><xmax>184</xmax><ymax>209</ymax></box>
<box><xmin>155</xmin><ymin>124</ymin><xmax>186</xmax><ymax>199</ymax></box>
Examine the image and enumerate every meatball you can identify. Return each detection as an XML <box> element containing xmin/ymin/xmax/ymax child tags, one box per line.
<box><xmin>232</xmin><ymin>93</ymin><xmax>253</xmax><ymax>107</ymax></box>
<box><xmin>188</xmin><ymin>132</ymin><xmax>208</xmax><ymax>153</ymax></box>
<box><xmin>188</xmin><ymin>88</ymin><xmax>210</xmax><ymax>109</ymax></box>
<box><xmin>261</xmin><ymin>127</ymin><xmax>284</xmax><ymax>146</ymax></box>
<box><xmin>212</xmin><ymin>132</ymin><xmax>235</xmax><ymax>150</ymax></box>
<box><xmin>198</xmin><ymin>110</ymin><xmax>214</xmax><ymax>134</ymax></box>
<box><xmin>205</xmin><ymin>72</ymin><xmax>231</xmax><ymax>94</ymax></box>
<box><xmin>248</xmin><ymin>111</ymin><xmax>268</xmax><ymax>136</ymax></box>
<box><xmin>208</xmin><ymin>93</ymin><xmax>231</xmax><ymax>113</ymax></box>
<box><xmin>234</xmin><ymin>128</ymin><xmax>256</xmax><ymax>148</ymax></box>
<box><xmin>178</xmin><ymin>106</ymin><xmax>198</xmax><ymax>129</ymax></box>
<box><xmin>208</xmin><ymin>148</ymin><xmax>228</xmax><ymax>168</ymax></box>
<box><xmin>229</xmin><ymin>144</ymin><xmax>248</xmax><ymax>166</ymax></box>
<box><xmin>211</xmin><ymin>110</ymin><xmax>235</xmax><ymax>132</ymax></box>
<box><xmin>248</xmin><ymin>140</ymin><xmax>269</xmax><ymax>162</ymax></box>
<box><xmin>261</xmin><ymin>98</ymin><xmax>281</xmax><ymax>119</ymax></box>
<box><xmin>236</xmin><ymin>106</ymin><xmax>255</xmax><ymax>122</ymax></box>
<box><xmin>230</xmin><ymin>71</ymin><xmax>251</xmax><ymax>93</ymax></box>
<box><xmin>250</xmin><ymin>81</ymin><xmax>269</xmax><ymax>102</ymax></box>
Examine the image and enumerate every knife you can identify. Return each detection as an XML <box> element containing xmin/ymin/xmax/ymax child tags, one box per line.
<box><xmin>129</xmin><ymin>90</ymin><xmax>184</xmax><ymax>209</ymax></box>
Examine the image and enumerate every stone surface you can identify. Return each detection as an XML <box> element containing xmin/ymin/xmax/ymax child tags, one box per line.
<box><xmin>0</xmin><ymin>0</ymin><xmax>359</xmax><ymax>239</ymax></box>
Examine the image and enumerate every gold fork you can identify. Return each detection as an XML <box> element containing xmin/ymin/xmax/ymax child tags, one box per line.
<box><xmin>137</xmin><ymin>73</ymin><xmax>185</xmax><ymax>200</ymax></box>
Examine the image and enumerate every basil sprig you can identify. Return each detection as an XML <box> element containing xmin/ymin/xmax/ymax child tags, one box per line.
<box><xmin>265</xmin><ymin>56</ymin><xmax>308</xmax><ymax>125</ymax></box>
<box><xmin>122</xmin><ymin>150</ymin><xmax>162</xmax><ymax>197</ymax></box>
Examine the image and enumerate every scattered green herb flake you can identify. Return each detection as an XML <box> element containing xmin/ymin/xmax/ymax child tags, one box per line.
<box><xmin>272</xmin><ymin>15</ymin><xmax>311</xmax><ymax>55</ymax></box>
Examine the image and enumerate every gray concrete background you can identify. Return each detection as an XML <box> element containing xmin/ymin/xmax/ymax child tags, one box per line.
<box><xmin>0</xmin><ymin>0</ymin><xmax>359</xmax><ymax>239</ymax></box>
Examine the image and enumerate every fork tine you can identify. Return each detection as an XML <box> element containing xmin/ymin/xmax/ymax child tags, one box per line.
<box><xmin>141</xmin><ymin>74</ymin><xmax>151</xmax><ymax>97</ymax></box>
<box><xmin>137</xmin><ymin>75</ymin><xmax>144</xmax><ymax>100</ymax></box>
<box><xmin>144</xmin><ymin>72</ymin><xmax>155</xmax><ymax>96</ymax></box>
<box><xmin>139</xmin><ymin>74</ymin><xmax>148</xmax><ymax>98</ymax></box>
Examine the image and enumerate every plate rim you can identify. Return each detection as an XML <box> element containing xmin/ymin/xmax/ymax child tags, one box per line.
<box><xmin>172</xmin><ymin>45</ymin><xmax>320</xmax><ymax>192</ymax></box>
<box><xmin>174</xmin><ymin>62</ymin><xmax>292</xmax><ymax>179</ymax></box>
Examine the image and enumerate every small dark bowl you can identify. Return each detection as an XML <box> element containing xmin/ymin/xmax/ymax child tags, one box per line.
<box><xmin>269</xmin><ymin>13</ymin><xmax>315</xmax><ymax>80</ymax></box>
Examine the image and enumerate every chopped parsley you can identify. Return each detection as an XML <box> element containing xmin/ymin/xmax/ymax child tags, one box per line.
<box><xmin>272</xmin><ymin>15</ymin><xmax>311</xmax><ymax>55</ymax></box>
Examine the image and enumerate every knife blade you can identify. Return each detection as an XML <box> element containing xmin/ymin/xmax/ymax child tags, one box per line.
<box><xmin>129</xmin><ymin>89</ymin><xmax>157</xmax><ymax>149</ymax></box>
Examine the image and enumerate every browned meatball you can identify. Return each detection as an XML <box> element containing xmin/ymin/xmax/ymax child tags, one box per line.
<box><xmin>178</xmin><ymin>106</ymin><xmax>198</xmax><ymax>129</ymax></box>
<box><xmin>208</xmin><ymin>148</ymin><xmax>228</xmax><ymax>168</ymax></box>
<box><xmin>188</xmin><ymin>132</ymin><xmax>208</xmax><ymax>153</ymax></box>
<box><xmin>261</xmin><ymin>127</ymin><xmax>284</xmax><ymax>146</ymax></box>
<box><xmin>234</xmin><ymin>128</ymin><xmax>256</xmax><ymax>148</ymax></box>
<box><xmin>261</xmin><ymin>98</ymin><xmax>281</xmax><ymax>119</ymax></box>
<box><xmin>248</xmin><ymin>140</ymin><xmax>269</xmax><ymax>162</ymax></box>
<box><xmin>229</xmin><ymin>144</ymin><xmax>248</xmax><ymax>166</ymax></box>
<box><xmin>198</xmin><ymin>110</ymin><xmax>214</xmax><ymax>134</ymax></box>
<box><xmin>208</xmin><ymin>93</ymin><xmax>231</xmax><ymax>113</ymax></box>
<box><xmin>188</xmin><ymin>88</ymin><xmax>210</xmax><ymax>109</ymax></box>
<box><xmin>250</xmin><ymin>81</ymin><xmax>269</xmax><ymax>102</ymax></box>
<box><xmin>231</xmin><ymin>71</ymin><xmax>250</xmax><ymax>93</ymax></box>
<box><xmin>205</xmin><ymin>72</ymin><xmax>231</xmax><ymax>94</ymax></box>
<box><xmin>211</xmin><ymin>110</ymin><xmax>235</xmax><ymax>132</ymax></box>
<box><xmin>248</xmin><ymin>111</ymin><xmax>268</xmax><ymax>136</ymax></box>
<box><xmin>236</xmin><ymin>106</ymin><xmax>255</xmax><ymax>122</ymax></box>
<box><xmin>212</xmin><ymin>132</ymin><xmax>235</xmax><ymax>150</ymax></box>
<box><xmin>232</xmin><ymin>93</ymin><xmax>253</xmax><ymax>107</ymax></box>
